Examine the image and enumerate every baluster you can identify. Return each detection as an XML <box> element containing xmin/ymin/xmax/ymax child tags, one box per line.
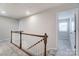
<box><xmin>11</xmin><ymin>31</ymin><xmax>12</xmax><ymax>43</ymax></box>
<box><xmin>20</xmin><ymin>31</ymin><xmax>22</xmax><ymax>49</ymax></box>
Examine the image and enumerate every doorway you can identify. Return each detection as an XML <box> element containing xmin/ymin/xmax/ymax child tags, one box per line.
<box><xmin>56</xmin><ymin>10</ymin><xmax>76</xmax><ymax>56</ymax></box>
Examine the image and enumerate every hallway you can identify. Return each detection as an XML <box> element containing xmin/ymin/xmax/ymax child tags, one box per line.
<box><xmin>0</xmin><ymin>3</ymin><xmax>78</xmax><ymax>56</ymax></box>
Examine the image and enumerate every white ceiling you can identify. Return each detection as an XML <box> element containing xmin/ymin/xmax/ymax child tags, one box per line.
<box><xmin>0</xmin><ymin>3</ymin><xmax>63</xmax><ymax>19</ymax></box>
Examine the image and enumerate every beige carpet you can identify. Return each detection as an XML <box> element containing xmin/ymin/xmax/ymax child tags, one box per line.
<box><xmin>0</xmin><ymin>40</ymin><xmax>29</xmax><ymax>56</ymax></box>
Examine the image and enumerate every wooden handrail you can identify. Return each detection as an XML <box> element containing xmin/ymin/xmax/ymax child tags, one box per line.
<box><xmin>27</xmin><ymin>38</ymin><xmax>44</xmax><ymax>50</ymax></box>
<box><xmin>11</xmin><ymin>31</ymin><xmax>48</xmax><ymax>56</ymax></box>
<box><xmin>22</xmin><ymin>32</ymin><xmax>46</xmax><ymax>37</ymax></box>
<box><xmin>12</xmin><ymin>31</ymin><xmax>23</xmax><ymax>33</ymax></box>
<box><xmin>12</xmin><ymin>31</ymin><xmax>47</xmax><ymax>37</ymax></box>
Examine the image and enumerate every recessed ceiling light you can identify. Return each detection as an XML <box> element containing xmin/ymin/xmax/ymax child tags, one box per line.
<box><xmin>26</xmin><ymin>11</ymin><xmax>30</xmax><ymax>15</ymax></box>
<box><xmin>1</xmin><ymin>10</ymin><xmax>6</xmax><ymax>14</ymax></box>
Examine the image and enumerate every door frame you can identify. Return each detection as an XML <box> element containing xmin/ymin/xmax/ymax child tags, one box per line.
<box><xmin>56</xmin><ymin>8</ymin><xmax>79</xmax><ymax>56</ymax></box>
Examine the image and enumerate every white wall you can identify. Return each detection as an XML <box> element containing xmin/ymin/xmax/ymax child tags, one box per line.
<box><xmin>0</xmin><ymin>17</ymin><xmax>19</xmax><ymax>41</ymax></box>
<box><xmin>19</xmin><ymin>10</ymin><xmax>57</xmax><ymax>50</ymax></box>
<box><xmin>19</xmin><ymin>4</ymin><xmax>79</xmax><ymax>51</ymax></box>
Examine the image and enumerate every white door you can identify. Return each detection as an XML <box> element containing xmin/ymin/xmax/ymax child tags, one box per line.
<box><xmin>58</xmin><ymin>18</ymin><xmax>69</xmax><ymax>40</ymax></box>
<box><xmin>57</xmin><ymin>10</ymin><xmax>77</xmax><ymax>56</ymax></box>
<box><xmin>58</xmin><ymin>18</ymin><xmax>70</xmax><ymax>49</ymax></box>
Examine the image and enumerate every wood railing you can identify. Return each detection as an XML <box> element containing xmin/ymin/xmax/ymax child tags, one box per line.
<box><xmin>11</xmin><ymin>31</ymin><xmax>48</xmax><ymax>56</ymax></box>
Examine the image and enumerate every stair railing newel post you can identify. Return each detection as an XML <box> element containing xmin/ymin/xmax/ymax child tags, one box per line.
<box><xmin>20</xmin><ymin>31</ymin><xmax>22</xmax><ymax>49</ymax></box>
<box><xmin>11</xmin><ymin>31</ymin><xmax>12</xmax><ymax>43</ymax></box>
<box><xmin>44</xmin><ymin>33</ymin><xmax>48</xmax><ymax>56</ymax></box>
